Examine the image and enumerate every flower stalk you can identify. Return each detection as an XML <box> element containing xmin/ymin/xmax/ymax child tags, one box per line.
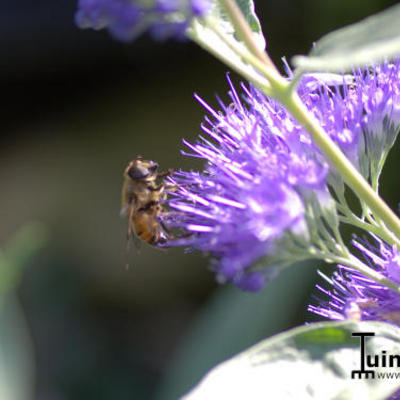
<box><xmin>190</xmin><ymin>18</ymin><xmax>272</xmax><ymax>93</ymax></box>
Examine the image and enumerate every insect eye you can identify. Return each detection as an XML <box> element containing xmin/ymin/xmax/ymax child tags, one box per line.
<box><xmin>149</xmin><ymin>163</ymin><xmax>159</xmax><ymax>172</ymax></box>
<box><xmin>128</xmin><ymin>165</ymin><xmax>149</xmax><ymax>179</ymax></box>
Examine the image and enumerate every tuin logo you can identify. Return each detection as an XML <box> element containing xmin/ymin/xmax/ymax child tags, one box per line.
<box><xmin>352</xmin><ymin>332</ymin><xmax>400</xmax><ymax>379</ymax></box>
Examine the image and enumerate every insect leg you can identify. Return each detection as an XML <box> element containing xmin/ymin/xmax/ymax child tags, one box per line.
<box><xmin>156</xmin><ymin>168</ymin><xmax>174</xmax><ymax>179</ymax></box>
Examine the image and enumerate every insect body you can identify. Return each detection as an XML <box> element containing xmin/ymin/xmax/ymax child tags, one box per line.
<box><xmin>120</xmin><ymin>156</ymin><xmax>174</xmax><ymax>248</ymax></box>
<box><xmin>133</xmin><ymin>204</ymin><xmax>166</xmax><ymax>245</ymax></box>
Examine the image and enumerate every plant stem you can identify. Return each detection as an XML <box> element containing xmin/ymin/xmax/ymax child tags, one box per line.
<box><xmin>188</xmin><ymin>22</ymin><xmax>270</xmax><ymax>92</ymax></box>
<box><xmin>306</xmin><ymin>245</ymin><xmax>400</xmax><ymax>293</ymax></box>
<box><xmin>287</xmin><ymin>244</ymin><xmax>400</xmax><ymax>294</ymax></box>
<box><xmin>204</xmin><ymin>17</ymin><xmax>272</xmax><ymax>92</ymax></box>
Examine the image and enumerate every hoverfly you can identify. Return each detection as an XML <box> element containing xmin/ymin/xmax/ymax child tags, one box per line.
<box><xmin>120</xmin><ymin>156</ymin><xmax>175</xmax><ymax>262</ymax></box>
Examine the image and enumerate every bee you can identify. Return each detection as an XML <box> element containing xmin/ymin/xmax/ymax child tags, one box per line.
<box><xmin>120</xmin><ymin>156</ymin><xmax>174</xmax><ymax>253</ymax></box>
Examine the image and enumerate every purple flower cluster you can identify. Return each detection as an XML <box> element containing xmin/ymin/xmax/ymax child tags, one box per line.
<box><xmin>299</xmin><ymin>60</ymin><xmax>400</xmax><ymax>181</ymax></box>
<box><xmin>164</xmin><ymin>77</ymin><xmax>332</xmax><ymax>291</ymax></box>
<box><xmin>75</xmin><ymin>0</ymin><xmax>211</xmax><ymax>41</ymax></box>
<box><xmin>357</xmin><ymin>62</ymin><xmax>400</xmax><ymax>181</ymax></box>
<box><xmin>309</xmin><ymin>238</ymin><xmax>400</xmax><ymax>325</ymax></box>
<box><xmin>163</xmin><ymin>61</ymin><xmax>400</xmax><ymax>291</ymax></box>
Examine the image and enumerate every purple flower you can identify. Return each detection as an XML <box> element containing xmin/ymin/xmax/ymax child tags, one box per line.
<box><xmin>298</xmin><ymin>60</ymin><xmax>400</xmax><ymax>182</ymax></box>
<box><xmin>163</xmin><ymin>77</ymin><xmax>333</xmax><ymax>291</ymax></box>
<box><xmin>309</xmin><ymin>238</ymin><xmax>400</xmax><ymax>326</ymax></box>
<box><xmin>75</xmin><ymin>0</ymin><xmax>211</xmax><ymax>41</ymax></box>
<box><xmin>190</xmin><ymin>0</ymin><xmax>211</xmax><ymax>15</ymax></box>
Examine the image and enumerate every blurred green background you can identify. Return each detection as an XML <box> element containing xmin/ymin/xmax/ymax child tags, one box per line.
<box><xmin>1</xmin><ymin>1</ymin><xmax>400</xmax><ymax>399</ymax></box>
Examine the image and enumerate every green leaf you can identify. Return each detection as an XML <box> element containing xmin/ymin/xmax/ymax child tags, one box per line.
<box><xmin>188</xmin><ymin>0</ymin><xmax>267</xmax><ymax>87</ymax></box>
<box><xmin>292</xmin><ymin>3</ymin><xmax>400</xmax><ymax>72</ymax></box>
<box><xmin>182</xmin><ymin>321</ymin><xmax>400</xmax><ymax>400</ymax></box>
<box><xmin>234</xmin><ymin>0</ymin><xmax>264</xmax><ymax>45</ymax></box>
<box><xmin>206</xmin><ymin>0</ymin><xmax>265</xmax><ymax>49</ymax></box>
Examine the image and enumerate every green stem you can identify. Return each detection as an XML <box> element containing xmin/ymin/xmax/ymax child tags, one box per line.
<box><xmin>339</xmin><ymin>213</ymin><xmax>400</xmax><ymax>248</ymax></box>
<box><xmin>279</xmin><ymin>235</ymin><xmax>400</xmax><ymax>294</ymax></box>
<box><xmin>360</xmin><ymin>201</ymin><xmax>376</xmax><ymax>225</ymax></box>
<box><xmin>202</xmin><ymin>16</ymin><xmax>286</xmax><ymax>91</ymax></box>
<box><xmin>203</xmin><ymin>17</ymin><xmax>272</xmax><ymax>93</ymax></box>
<box><xmin>334</xmin><ymin>187</ymin><xmax>400</xmax><ymax>247</ymax></box>
<box><xmin>307</xmin><ymin>246</ymin><xmax>400</xmax><ymax>294</ymax></box>
<box><xmin>187</xmin><ymin>24</ymin><xmax>270</xmax><ymax>93</ymax></box>
<box><xmin>372</xmin><ymin>150</ymin><xmax>389</xmax><ymax>192</ymax></box>
<box><xmin>331</xmin><ymin>218</ymin><xmax>348</xmax><ymax>254</ymax></box>
<box><xmin>286</xmin><ymin>243</ymin><xmax>400</xmax><ymax>294</ymax></box>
